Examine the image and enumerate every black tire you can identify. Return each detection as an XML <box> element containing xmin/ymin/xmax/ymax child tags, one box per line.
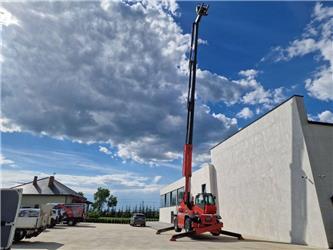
<box><xmin>184</xmin><ymin>217</ymin><xmax>192</xmax><ymax>233</ymax></box>
<box><xmin>14</xmin><ymin>229</ymin><xmax>26</xmax><ymax>242</ymax></box>
<box><xmin>48</xmin><ymin>218</ymin><xmax>55</xmax><ymax>228</ymax></box>
<box><xmin>174</xmin><ymin>218</ymin><xmax>181</xmax><ymax>232</ymax></box>
<box><xmin>68</xmin><ymin>219</ymin><xmax>74</xmax><ymax>226</ymax></box>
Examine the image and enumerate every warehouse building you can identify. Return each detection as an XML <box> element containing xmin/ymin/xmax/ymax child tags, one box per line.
<box><xmin>11</xmin><ymin>176</ymin><xmax>90</xmax><ymax>208</ymax></box>
<box><xmin>159</xmin><ymin>95</ymin><xmax>333</xmax><ymax>248</ymax></box>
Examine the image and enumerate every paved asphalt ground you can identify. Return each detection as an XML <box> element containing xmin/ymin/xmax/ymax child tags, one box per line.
<box><xmin>12</xmin><ymin>222</ymin><xmax>326</xmax><ymax>250</ymax></box>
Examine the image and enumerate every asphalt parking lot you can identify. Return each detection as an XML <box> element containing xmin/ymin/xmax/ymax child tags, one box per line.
<box><xmin>12</xmin><ymin>223</ymin><xmax>326</xmax><ymax>250</ymax></box>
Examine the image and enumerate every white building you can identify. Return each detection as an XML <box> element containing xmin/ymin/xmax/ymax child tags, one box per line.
<box><xmin>159</xmin><ymin>95</ymin><xmax>333</xmax><ymax>248</ymax></box>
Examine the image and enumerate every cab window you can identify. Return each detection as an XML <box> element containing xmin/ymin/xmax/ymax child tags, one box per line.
<box><xmin>195</xmin><ymin>194</ymin><xmax>205</xmax><ymax>205</ymax></box>
<box><xmin>205</xmin><ymin>195</ymin><xmax>215</xmax><ymax>205</ymax></box>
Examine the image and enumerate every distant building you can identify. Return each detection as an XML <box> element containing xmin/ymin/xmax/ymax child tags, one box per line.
<box><xmin>160</xmin><ymin>96</ymin><xmax>333</xmax><ymax>248</ymax></box>
<box><xmin>11</xmin><ymin>176</ymin><xmax>90</xmax><ymax>207</ymax></box>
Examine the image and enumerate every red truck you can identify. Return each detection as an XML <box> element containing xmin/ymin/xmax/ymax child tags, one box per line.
<box><xmin>54</xmin><ymin>203</ymin><xmax>86</xmax><ymax>226</ymax></box>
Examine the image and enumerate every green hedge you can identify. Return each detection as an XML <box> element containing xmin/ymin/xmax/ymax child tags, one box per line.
<box><xmin>85</xmin><ymin>217</ymin><xmax>159</xmax><ymax>224</ymax></box>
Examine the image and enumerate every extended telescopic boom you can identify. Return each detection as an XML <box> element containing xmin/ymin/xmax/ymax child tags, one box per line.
<box><xmin>182</xmin><ymin>3</ymin><xmax>209</xmax><ymax>207</ymax></box>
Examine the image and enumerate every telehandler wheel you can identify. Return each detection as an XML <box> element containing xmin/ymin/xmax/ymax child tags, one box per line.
<box><xmin>210</xmin><ymin>230</ymin><xmax>220</xmax><ymax>236</ymax></box>
<box><xmin>184</xmin><ymin>217</ymin><xmax>193</xmax><ymax>233</ymax></box>
<box><xmin>174</xmin><ymin>218</ymin><xmax>181</xmax><ymax>232</ymax></box>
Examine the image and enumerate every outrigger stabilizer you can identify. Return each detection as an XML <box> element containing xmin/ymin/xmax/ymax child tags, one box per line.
<box><xmin>156</xmin><ymin>226</ymin><xmax>243</xmax><ymax>241</ymax></box>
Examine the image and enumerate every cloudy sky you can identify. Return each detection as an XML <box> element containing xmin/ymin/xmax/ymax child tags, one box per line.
<box><xmin>1</xmin><ymin>1</ymin><xmax>332</xmax><ymax>207</ymax></box>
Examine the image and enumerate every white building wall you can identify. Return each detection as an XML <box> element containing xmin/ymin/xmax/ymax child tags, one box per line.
<box><xmin>211</xmin><ymin>96</ymin><xmax>330</xmax><ymax>248</ymax></box>
<box><xmin>159</xmin><ymin>96</ymin><xmax>332</xmax><ymax>248</ymax></box>
<box><xmin>159</xmin><ymin>164</ymin><xmax>216</xmax><ymax>223</ymax></box>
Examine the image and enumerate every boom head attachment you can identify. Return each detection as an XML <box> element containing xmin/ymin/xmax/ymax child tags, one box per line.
<box><xmin>196</xmin><ymin>3</ymin><xmax>209</xmax><ymax>17</ymax></box>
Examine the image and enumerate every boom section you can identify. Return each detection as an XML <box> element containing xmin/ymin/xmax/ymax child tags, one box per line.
<box><xmin>182</xmin><ymin>4</ymin><xmax>208</xmax><ymax>207</ymax></box>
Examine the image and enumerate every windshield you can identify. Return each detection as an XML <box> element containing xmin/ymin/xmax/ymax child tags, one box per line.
<box><xmin>195</xmin><ymin>194</ymin><xmax>215</xmax><ymax>205</ymax></box>
<box><xmin>195</xmin><ymin>194</ymin><xmax>205</xmax><ymax>205</ymax></box>
<box><xmin>205</xmin><ymin>194</ymin><xmax>215</xmax><ymax>205</ymax></box>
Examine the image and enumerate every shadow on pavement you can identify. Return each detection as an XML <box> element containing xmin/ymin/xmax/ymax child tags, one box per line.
<box><xmin>13</xmin><ymin>241</ymin><xmax>63</xmax><ymax>250</ymax></box>
<box><xmin>51</xmin><ymin>226</ymin><xmax>67</xmax><ymax>229</ymax></box>
<box><xmin>54</xmin><ymin>223</ymin><xmax>96</xmax><ymax>228</ymax></box>
<box><xmin>187</xmin><ymin>234</ymin><xmax>304</xmax><ymax>247</ymax></box>
<box><xmin>243</xmin><ymin>238</ymin><xmax>305</xmax><ymax>246</ymax></box>
<box><xmin>74</xmin><ymin>223</ymin><xmax>96</xmax><ymax>228</ymax></box>
<box><xmin>185</xmin><ymin>234</ymin><xmax>240</xmax><ymax>243</ymax></box>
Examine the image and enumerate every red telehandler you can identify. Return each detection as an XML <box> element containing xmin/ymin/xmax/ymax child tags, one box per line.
<box><xmin>156</xmin><ymin>4</ymin><xmax>243</xmax><ymax>242</ymax></box>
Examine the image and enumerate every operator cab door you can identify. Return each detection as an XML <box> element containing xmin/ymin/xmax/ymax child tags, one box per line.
<box><xmin>195</xmin><ymin>194</ymin><xmax>205</xmax><ymax>210</ymax></box>
<box><xmin>195</xmin><ymin>193</ymin><xmax>216</xmax><ymax>214</ymax></box>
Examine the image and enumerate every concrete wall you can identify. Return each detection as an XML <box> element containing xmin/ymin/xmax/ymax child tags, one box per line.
<box><xmin>21</xmin><ymin>195</ymin><xmax>72</xmax><ymax>208</ymax></box>
<box><xmin>302</xmin><ymin>121</ymin><xmax>333</xmax><ymax>247</ymax></box>
<box><xmin>159</xmin><ymin>164</ymin><xmax>216</xmax><ymax>223</ymax></box>
<box><xmin>211</xmin><ymin>96</ymin><xmax>331</xmax><ymax>248</ymax></box>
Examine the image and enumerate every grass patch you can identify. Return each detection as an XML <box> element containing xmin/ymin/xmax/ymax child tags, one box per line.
<box><xmin>86</xmin><ymin>217</ymin><xmax>159</xmax><ymax>224</ymax></box>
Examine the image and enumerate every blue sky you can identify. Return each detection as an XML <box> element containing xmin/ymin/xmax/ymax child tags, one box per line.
<box><xmin>1</xmin><ymin>1</ymin><xmax>332</xmax><ymax>208</ymax></box>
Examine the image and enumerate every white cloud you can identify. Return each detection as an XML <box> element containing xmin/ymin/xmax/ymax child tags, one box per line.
<box><xmin>236</xmin><ymin>107</ymin><xmax>254</xmax><ymax>119</ymax></box>
<box><xmin>275</xmin><ymin>39</ymin><xmax>317</xmax><ymax>61</ymax></box>
<box><xmin>317</xmin><ymin>110</ymin><xmax>333</xmax><ymax>123</ymax></box>
<box><xmin>192</xmin><ymin>152</ymin><xmax>211</xmax><ymax>166</ymax></box>
<box><xmin>98</xmin><ymin>146</ymin><xmax>115</xmax><ymax>158</ymax></box>
<box><xmin>0</xmin><ymin>6</ymin><xmax>20</xmax><ymax>26</ymax></box>
<box><xmin>0</xmin><ymin>154</ymin><xmax>15</xmax><ymax>166</ymax></box>
<box><xmin>267</xmin><ymin>3</ymin><xmax>333</xmax><ymax>101</ymax></box>
<box><xmin>272</xmin><ymin>87</ymin><xmax>286</xmax><ymax>104</ymax></box>
<box><xmin>313</xmin><ymin>2</ymin><xmax>333</xmax><ymax>21</ymax></box>
<box><xmin>212</xmin><ymin>113</ymin><xmax>237</xmax><ymax>129</ymax></box>
<box><xmin>1</xmin><ymin>169</ymin><xmax>163</xmax><ymax>194</ymax></box>
<box><xmin>242</xmin><ymin>86</ymin><xmax>271</xmax><ymax>105</ymax></box>
<box><xmin>196</xmin><ymin>69</ymin><xmax>245</xmax><ymax>105</ymax></box>
<box><xmin>235</xmin><ymin>69</ymin><xmax>286</xmax><ymax>108</ymax></box>
<box><xmin>305</xmin><ymin>66</ymin><xmax>333</xmax><ymax>101</ymax></box>
<box><xmin>99</xmin><ymin>146</ymin><xmax>110</xmax><ymax>154</ymax></box>
<box><xmin>152</xmin><ymin>175</ymin><xmax>162</xmax><ymax>184</ymax></box>
<box><xmin>0</xmin><ymin>117</ymin><xmax>21</xmax><ymax>132</ymax></box>
<box><xmin>0</xmin><ymin>1</ymin><xmax>288</xmax><ymax>166</ymax></box>
<box><xmin>1</xmin><ymin>1</ymin><xmax>245</xmax><ymax>166</ymax></box>
<box><xmin>238</xmin><ymin>69</ymin><xmax>258</xmax><ymax>79</ymax></box>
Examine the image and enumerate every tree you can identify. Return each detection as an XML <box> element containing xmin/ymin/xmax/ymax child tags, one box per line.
<box><xmin>107</xmin><ymin>195</ymin><xmax>117</xmax><ymax>212</ymax></box>
<box><xmin>93</xmin><ymin>187</ymin><xmax>110</xmax><ymax>212</ymax></box>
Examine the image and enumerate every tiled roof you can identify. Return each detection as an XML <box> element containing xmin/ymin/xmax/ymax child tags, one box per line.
<box><xmin>11</xmin><ymin>176</ymin><xmax>84</xmax><ymax>199</ymax></box>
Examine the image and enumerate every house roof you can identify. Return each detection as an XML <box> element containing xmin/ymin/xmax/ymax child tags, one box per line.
<box><xmin>11</xmin><ymin>176</ymin><xmax>85</xmax><ymax>200</ymax></box>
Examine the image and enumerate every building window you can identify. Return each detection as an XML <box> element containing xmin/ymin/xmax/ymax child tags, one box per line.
<box><xmin>160</xmin><ymin>195</ymin><xmax>165</xmax><ymax>208</ymax></box>
<box><xmin>170</xmin><ymin>190</ymin><xmax>177</xmax><ymax>206</ymax></box>
<box><xmin>161</xmin><ymin>186</ymin><xmax>185</xmax><ymax>207</ymax></box>
<box><xmin>177</xmin><ymin>187</ymin><xmax>184</xmax><ymax>204</ymax></box>
<box><xmin>202</xmin><ymin>184</ymin><xmax>206</xmax><ymax>193</ymax></box>
<box><xmin>165</xmin><ymin>192</ymin><xmax>170</xmax><ymax>207</ymax></box>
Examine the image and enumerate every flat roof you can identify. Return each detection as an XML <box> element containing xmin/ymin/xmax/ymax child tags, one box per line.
<box><xmin>210</xmin><ymin>95</ymin><xmax>332</xmax><ymax>150</ymax></box>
